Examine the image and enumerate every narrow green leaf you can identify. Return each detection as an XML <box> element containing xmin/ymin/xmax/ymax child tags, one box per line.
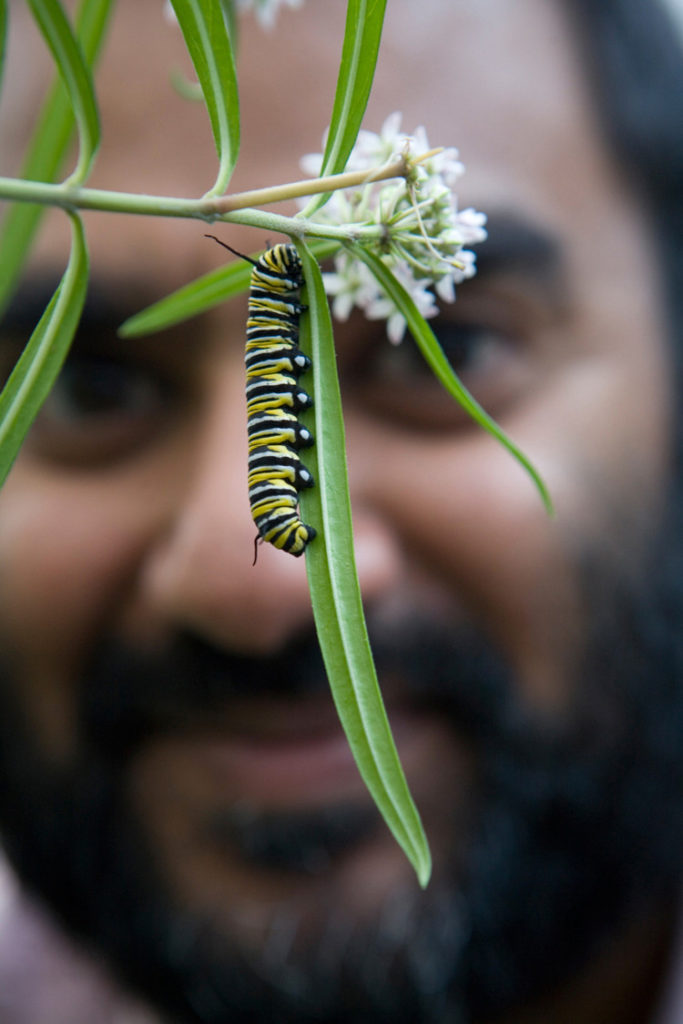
<box><xmin>321</xmin><ymin>0</ymin><xmax>387</xmax><ymax>177</ymax></box>
<box><xmin>0</xmin><ymin>0</ymin><xmax>112</xmax><ymax>318</ymax></box>
<box><xmin>118</xmin><ymin>238</ymin><xmax>341</xmax><ymax>338</ymax></box>
<box><xmin>0</xmin><ymin>213</ymin><xmax>88</xmax><ymax>487</ymax></box>
<box><xmin>119</xmin><ymin>253</ymin><xmax>252</xmax><ymax>339</ymax></box>
<box><xmin>26</xmin><ymin>0</ymin><xmax>100</xmax><ymax>185</ymax></box>
<box><xmin>301</xmin><ymin>0</ymin><xmax>387</xmax><ymax>218</ymax></box>
<box><xmin>169</xmin><ymin>0</ymin><xmax>239</xmax><ymax>196</ymax></box>
<box><xmin>0</xmin><ymin>0</ymin><xmax>8</xmax><ymax>96</ymax></box>
<box><xmin>354</xmin><ymin>245</ymin><xmax>554</xmax><ymax>515</ymax></box>
<box><xmin>169</xmin><ymin>68</ymin><xmax>204</xmax><ymax>103</ymax></box>
<box><xmin>217</xmin><ymin>0</ymin><xmax>238</xmax><ymax>49</ymax></box>
<box><xmin>296</xmin><ymin>241</ymin><xmax>432</xmax><ymax>887</ymax></box>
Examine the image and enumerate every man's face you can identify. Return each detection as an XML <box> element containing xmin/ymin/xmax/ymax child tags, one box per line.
<box><xmin>0</xmin><ymin>1</ymin><xmax>679</xmax><ymax>1021</ymax></box>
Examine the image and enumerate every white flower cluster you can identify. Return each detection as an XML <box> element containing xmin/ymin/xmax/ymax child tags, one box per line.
<box><xmin>303</xmin><ymin>113</ymin><xmax>487</xmax><ymax>343</ymax></box>
<box><xmin>164</xmin><ymin>0</ymin><xmax>303</xmax><ymax>31</ymax></box>
<box><xmin>234</xmin><ymin>0</ymin><xmax>304</xmax><ymax>28</ymax></box>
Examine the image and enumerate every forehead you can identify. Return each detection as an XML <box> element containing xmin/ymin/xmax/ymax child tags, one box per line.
<box><xmin>0</xmin><ymin>0</ymin><xmax>655</xmax><ymax>291</ymax></box>
<box><xmin>0</xmin><ymin>1</ymin><xmax>614</xmax><ymax>182</ymax></box>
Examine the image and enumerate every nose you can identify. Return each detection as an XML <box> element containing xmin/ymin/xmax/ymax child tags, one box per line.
<box><xmin>141</xmin><ymin>358</ymin><xmax>399</xmax><ymax>655</ymax></box>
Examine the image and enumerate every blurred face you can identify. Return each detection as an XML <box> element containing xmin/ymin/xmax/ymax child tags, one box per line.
<box><xmin>0</xmin><ymin>1</ymin><xmax>679</xmax><ymax>1022</ymax></box>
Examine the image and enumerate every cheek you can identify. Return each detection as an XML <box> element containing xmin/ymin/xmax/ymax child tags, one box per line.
<box><xmin>0</xmin><ymin>466</ymin><xmax>165</xmax><ymax>760</ymax></box>
<box><xmin>348</xmin><ymin>380</ymin><xmax>667</xmax><ymax>716</ymax></box>
<box><xmin>345</xmin><ymin>306</ymin><xmax>671</xmax><ymax>715</ymax></box>
<box><xmin>349</xmin><ymin>426</ymin><xmax>582</xmax><ymax>711</ymax></box>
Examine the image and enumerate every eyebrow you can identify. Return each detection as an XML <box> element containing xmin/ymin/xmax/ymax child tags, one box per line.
<box><xmin>0</xmin><ymin>276</ymin><xmax>146</xmax><ymax>338</ymax></box>
<box><xmin>472</xmin><ymin>210</ymin><xmax>566</xmax><ymax>287</ymax></box>
<box><xmin>0</xmin><ymin>212</ymin><xmax>566</xmax><ymax>337</ymax></box>
<box><xmin>0</xmin><ymin>276</ymin><xmax>61</xmax><ymax>333</ymax></box>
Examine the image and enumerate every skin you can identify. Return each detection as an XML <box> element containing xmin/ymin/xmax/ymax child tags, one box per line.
<box><xmin>0</xmin><ymin>1</ymin><xmax>677</xmax><ymax>1021</ymax></box>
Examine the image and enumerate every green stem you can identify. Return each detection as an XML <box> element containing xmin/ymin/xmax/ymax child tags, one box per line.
<box><xmin>0</xmin><ymin>176</ymin><xmax>214</xmax><ymax>217</ymax></box>
<box><xmin>207</xmin><ymin>155</ymin><xmax>407</xmax><ymax>213</ymax></box>
<box><xmin>0</xmin><ymin>177</ymin><xmax>383</xmax><ymax>242</ymax></box>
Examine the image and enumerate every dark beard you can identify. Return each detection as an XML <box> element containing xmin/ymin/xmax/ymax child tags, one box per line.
<box><xmin>0</xmin><ymin>503</ymin><xmax>682</xmax><ymax>1024</ymax></box>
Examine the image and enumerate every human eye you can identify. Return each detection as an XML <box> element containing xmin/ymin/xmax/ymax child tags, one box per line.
<box><xmin>24</xmin><ymin>350</ymin><xmax>177</xmax><ymax>467</ymax></box>
<box><xmin>341</xmin><ymin>295</ymin><xmax>534</xmax><ymax>432</ymax></box>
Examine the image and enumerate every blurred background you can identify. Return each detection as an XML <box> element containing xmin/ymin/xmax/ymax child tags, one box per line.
<box><xmin>667</xmin><ymin>0</ymin><xmax>683</xmax><ymax>30</ymax></box>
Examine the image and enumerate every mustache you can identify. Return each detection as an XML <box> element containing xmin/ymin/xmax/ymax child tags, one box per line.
<box><xmin>79</xmin><ymin>611</ymin><xmax>518</xmax><ymax>761</ymax></box>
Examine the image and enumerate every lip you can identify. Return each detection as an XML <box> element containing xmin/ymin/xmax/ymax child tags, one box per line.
<box><xmin>199</xmin><ymin>727</ymin><xmax>363</xmax><ymax>804</ymax></box>
<box><xmin>166</xmin><ymin>700</ymin><xmax>446</xmax><ymax>807</ymax></box>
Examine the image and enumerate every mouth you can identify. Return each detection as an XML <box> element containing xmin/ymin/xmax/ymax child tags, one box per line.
<box><xmin>150</xmin><ymin>695</ymin><xmax>452</xmax><ymax>805</ymax></box>
<box><xmin>193</xmin><ymin>718</ymin><xmax>364</xmax><ymax>805</ymax></box>
<box><xmin>89</xmin><ymin>627</ymin><xmax>491</xmax><ymax>884</ymax></box>
<box><xmin>127</xmin><ymin>694</ymin><xmax>468</xmax><ymax>878</ymax></box>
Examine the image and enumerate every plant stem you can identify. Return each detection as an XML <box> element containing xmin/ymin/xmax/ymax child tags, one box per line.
<box><xmin>0</xmin><ymin>175</ymin><xmax>205</xmax><ymax>217</ymax></box>
<box><xmin>205</xmin><ymin>155</ymin><xmax>407</xmax><ymax>213</ymax></box>
<box><xmin>0</xmin><ymin>155</ymin><xmax>409</xmax><ymax>239</ymax></box>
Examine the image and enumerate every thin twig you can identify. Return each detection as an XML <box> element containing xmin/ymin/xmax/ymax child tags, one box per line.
<box><xmin>204</xmin><ymin>155</ymin><xmax>410</xmax><ymax>214</ymax></box>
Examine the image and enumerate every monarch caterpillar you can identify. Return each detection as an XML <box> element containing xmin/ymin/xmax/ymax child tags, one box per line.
<box><xmin>206</xmin><ymin>237</ymin><xmax>317</xmax><ymax>561</ymax></box>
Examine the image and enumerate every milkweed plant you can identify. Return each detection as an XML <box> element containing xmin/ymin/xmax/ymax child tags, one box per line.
<box><xmin>0</xmin><ymin>0</ymin><xmax>552</xmax><ymax>887</ymax></box>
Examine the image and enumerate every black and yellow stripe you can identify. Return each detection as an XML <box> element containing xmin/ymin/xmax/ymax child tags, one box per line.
<box><xmin>245</xmin><ymin>244</ymin><xmax>316</xmax><ymax>557</ymax></box>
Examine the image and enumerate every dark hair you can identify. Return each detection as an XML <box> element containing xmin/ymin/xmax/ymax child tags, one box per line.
<box><xmin>565</xmin><ymin>0</ymin><xmax>683</xmax><ymax>459</ymax></box>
